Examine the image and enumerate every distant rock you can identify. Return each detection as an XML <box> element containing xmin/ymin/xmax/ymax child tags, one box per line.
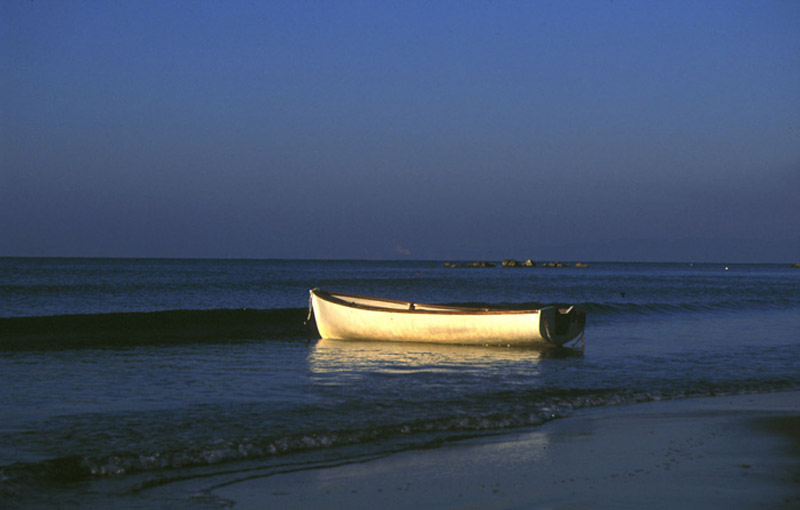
<box><xmin>465</xmin><ymin>261</ymin><xmax>496</xmax><ymax>268</ymax></box>
<box><xmin>791</xmin><ymin>263</ymin><xmax>800</xmax><ymax>268</ymax></box>
<box><xmin>502</xmin><ymin>259</ymin><xmax>536</xmax><ymax>267</ymax></box>
<box><xmin>574</xmin><ymin>262</ymin><xmax>589</xmax><ymax>268</ymax></box>
<box><xmin>447</xmin><ymin>259</ymin><xmax>541</xmax><ymax>268</ymax></box>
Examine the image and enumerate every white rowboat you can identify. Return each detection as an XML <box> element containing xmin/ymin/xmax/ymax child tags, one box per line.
<box><xmin>309</xmin><ymin>289</ymin><xmax>586</xmax><ymax>347</ymax></box>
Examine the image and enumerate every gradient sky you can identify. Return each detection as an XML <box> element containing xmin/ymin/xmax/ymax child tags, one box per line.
<box><xmin>2</xmin><ymin>1</ymin><xmax>799</xmax><ymax>262</ymax></box>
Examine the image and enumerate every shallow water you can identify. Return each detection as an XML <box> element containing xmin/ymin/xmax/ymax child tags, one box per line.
<box><xmin>1</xmin><ymin>258</ymin><xmax>798</xmax><ymax>507</ymax></box>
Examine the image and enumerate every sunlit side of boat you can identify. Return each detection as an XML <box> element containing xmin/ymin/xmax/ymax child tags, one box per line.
<box><xmin>309</xmin><ymin>289</ymin><xmax>585</xmax><ymax>347</ymax></box>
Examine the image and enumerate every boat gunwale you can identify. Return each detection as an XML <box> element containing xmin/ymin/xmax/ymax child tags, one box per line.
<box><xmin>312</xmin><ymin>289</ymin><xmax>542</xmax><ymax>316</ymax></box>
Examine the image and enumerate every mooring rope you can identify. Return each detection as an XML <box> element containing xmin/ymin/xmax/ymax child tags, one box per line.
<box><xmin>304</xmin><ymin>288</ymin><xmax>318</xmax><ymax>325</ymax></box>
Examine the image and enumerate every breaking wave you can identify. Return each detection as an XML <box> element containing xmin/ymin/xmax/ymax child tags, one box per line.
<box><xmin>1</xmin><ymin>383</ymin><xmax>795</xmax><ymax>495</ymax></box>
<box><xmin>0</xmin><ymin>308</ymin><xmax>312</xmax><ymax>350</ymax></box>
<box><xmin>1</xmin><ymin>297</ymin><xmax>795</xmax><ymax>350</ymax></box>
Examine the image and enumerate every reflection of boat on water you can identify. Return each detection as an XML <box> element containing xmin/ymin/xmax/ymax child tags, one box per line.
<box><xmin>309</xmin><ymin>289</ymin><xmax>586</xmax><ymax>347</ymax></box>
<box><xmin>309</xmin><ymin>338</ymin><xmax>575</xmax><ymax>375</ymax></box>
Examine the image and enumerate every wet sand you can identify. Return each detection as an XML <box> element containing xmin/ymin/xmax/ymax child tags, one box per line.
<box><xmin>213</xmin><ymin>391</ymin><xmax>800</xmax><ymax>509</ymax></box>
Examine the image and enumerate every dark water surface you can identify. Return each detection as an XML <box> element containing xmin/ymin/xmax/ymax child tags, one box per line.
<box><xmin>1</xmin><ymin>258</ymin><xmax>798</xmax><ymax>507</ymax></box>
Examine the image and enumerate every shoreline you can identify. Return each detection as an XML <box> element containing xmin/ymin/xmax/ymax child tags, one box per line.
<box><xmin>212</xmin><ymin>391</ymin><xmax>800</xmax><ymax>509</ymax></box>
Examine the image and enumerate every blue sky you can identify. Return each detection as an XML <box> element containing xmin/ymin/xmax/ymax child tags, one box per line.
<box><xmin>2</xmin><ymin>0</ymin><xmax>798</xmax><ymax>261</ymax></box>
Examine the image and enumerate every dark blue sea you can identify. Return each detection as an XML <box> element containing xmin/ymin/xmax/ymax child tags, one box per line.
<box><xmin>1</xmin><ymin>258</ymin><xmax>799</xmax><ymax>508</ymax></box>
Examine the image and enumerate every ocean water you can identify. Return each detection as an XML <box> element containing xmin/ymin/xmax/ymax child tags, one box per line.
<box><xmin>1</xmin><ymin>257</ymin><xmax>799</xmax><ymax>508</ymax></box>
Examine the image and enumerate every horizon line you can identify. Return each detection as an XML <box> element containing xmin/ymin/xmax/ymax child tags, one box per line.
<box><xmin>1</xmin><ymin>255</ymin><xmax>797</xmax><ymax>265</ymax></box>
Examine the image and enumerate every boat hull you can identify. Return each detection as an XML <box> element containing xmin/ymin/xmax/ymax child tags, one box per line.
<box><xmin>310</xmin><ymin>290</ymin><xmax>585</xmax><ymax>347</ymax></box>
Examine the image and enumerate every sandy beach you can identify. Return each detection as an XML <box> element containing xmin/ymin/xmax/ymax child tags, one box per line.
<box><xmin>212</xmin><ymin>391</ymin><xmax>799</xmax><ymax>509</ymax></box>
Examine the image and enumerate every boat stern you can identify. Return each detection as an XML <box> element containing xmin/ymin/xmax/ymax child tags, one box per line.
<box><xmin>539</xmin><ymin>306</ymin><xmax>586</xmax><ymax>346</ymax></box>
